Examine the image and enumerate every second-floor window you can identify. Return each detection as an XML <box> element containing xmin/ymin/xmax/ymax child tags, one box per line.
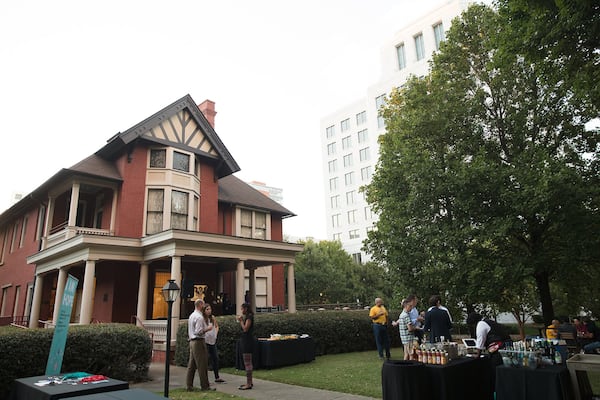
<box><xmin>240</xmin><ymin>209</ymin><xmax>267</xmax><ymax>239</ymax></box>
<box><xmin>146</xmin><ymin>189</ymin><xmax>164</xmax><ymax>234</ymax></box>
<box><xmin>171</xmin><ymin>190</ymin><xmax>188</xmax><ymax>229</ymax></box>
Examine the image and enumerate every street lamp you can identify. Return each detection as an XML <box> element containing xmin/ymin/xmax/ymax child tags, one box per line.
<box><xmin>161</xmin><ymin>279</ymin><xmax>180</xmax><ymax>398</ymax></box>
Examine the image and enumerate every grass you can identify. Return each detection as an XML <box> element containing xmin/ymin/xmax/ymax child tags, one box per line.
<box><xmin>154</xmin><ymin>349</ymin><xmax>387</xmax><ymax>400</ymax></box>
<box><xmin>221</xmin><ymin>349</ymin><xmax>385</xmax><ymax>398</ymax></box>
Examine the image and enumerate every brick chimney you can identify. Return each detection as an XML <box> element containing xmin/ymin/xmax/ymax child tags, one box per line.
<box><xmin>198</xmin><ymin>100</ymin><xmax>216</xmax><ymax>128</ymax></box>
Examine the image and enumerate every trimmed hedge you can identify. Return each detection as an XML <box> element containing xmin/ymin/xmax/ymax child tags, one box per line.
<box><xmin>174</xmin><ymin>309</ymin><xmax>402</xmax><ymax>367</ymax></box>
<box><xmin>0</xmin><ymin>324</ymin><xmax>152</xmax><ymax>399</ymax></box>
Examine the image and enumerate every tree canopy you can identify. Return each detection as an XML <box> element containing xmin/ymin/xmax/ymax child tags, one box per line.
<box><xmin>363</xmin><ymin>4</ymin><xmax>600</xmax><ymax>324</ymax></box>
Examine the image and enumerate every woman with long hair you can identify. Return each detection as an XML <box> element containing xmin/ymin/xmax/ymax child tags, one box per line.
<box><xmin>202</xmin><ymin>304</ymin><xmax>225</xmax><ymax>383</ymax></box>
<box><xmin>237</xmin><ymin>302</ymin><xmax>254</xmax><ymax>390</ymax></box>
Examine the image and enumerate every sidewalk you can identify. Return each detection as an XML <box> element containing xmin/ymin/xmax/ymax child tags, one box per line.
<box><xmin>131</xmin><ymin>362</ymin><xmax>379</xmax><ymax>400</ymax></box>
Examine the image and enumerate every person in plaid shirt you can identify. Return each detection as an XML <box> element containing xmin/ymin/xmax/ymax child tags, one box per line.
<box><xmin>393</xmin><ymin>298</ymin><xmax>416</xmax><ymax>360</ymax></box>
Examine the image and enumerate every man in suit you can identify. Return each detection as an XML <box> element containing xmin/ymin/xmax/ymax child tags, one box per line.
<box><xmin>424</xmin><ymin>295</ymin><xmax>452</xmax><ymax>343</ymax></box>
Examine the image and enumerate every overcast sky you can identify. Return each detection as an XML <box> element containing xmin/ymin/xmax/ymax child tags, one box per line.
<box><xmin>1</xmin><ymin>0</ymin><xmax>452</xmax><ymax>239</ymax></box>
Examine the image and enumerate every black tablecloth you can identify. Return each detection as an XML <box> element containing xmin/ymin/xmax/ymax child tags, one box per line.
<box><xmin>495</xmin><ymin>365</ymin><xmax>575</xmax><ymax>400</ymax></box>
<box><xmin>259</xmin><ymin>337</ymin><xmax>315</xmax><ymax>368</ymax></box>
<box><xmin>8</xmin><ymin>375</ymin><xmax>128</xmax><ymax>400</ymax></box>
<box><xmin>61</xmin><ymin>388</ymin><xmax>165</xmax><ymax>399</ymax></box>
<box><xmin>235</xmin><ymin>337</ymin><xmax>316</xmax><ymax>369</ymax></box>
<box><xmin>382</xmin><ymin>357</ymin><xmax>495</xmax><ymax>400</ymax></box>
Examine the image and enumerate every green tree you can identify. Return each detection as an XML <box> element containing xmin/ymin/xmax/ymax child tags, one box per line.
<box><xmin>496</xmin><ymin>0</ymin><xmax>600</xmax><ymax>110</ymax></box>
<box><xmin>363</xmin><ymin>4</ymin><xmax>600</xmax><ymax>325</ymax></box>
<box><xmin>294</xmin><ymin>240</ymin><xmax>355</xmax><ymax>304</ymax></box>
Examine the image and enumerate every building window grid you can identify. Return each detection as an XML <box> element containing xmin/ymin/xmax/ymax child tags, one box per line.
<box><xmin>332</xmin><ymin>214</ymin><xmax>341</xmax><ymax>228</ymax></box>
<box><xmin>358</xmin><ymin>129</ymin><xmax>368</xmax><ymax>144</ymax></box>
<box><xmin>330</xmin><ymin>195</ymin><xmax>341</xmax><ymax>209</ymax></box>
<box><xmin>326</xmin><ymin>125</ymin><xmax>335</xmax><ymax>139</ymax></box>
<box><xmin>333</xmin><ymin>233</ymin><xmax>342</xmax><ymax>241</ymax></box>
<box><xmin>433</xmin><ymin>22</ymin><xmax>445</xmax><ymax>50</ymax></box>
<box><xmin>346</xmin><ymin>190</ymin><xmax>355</xmax><ymax>205</ymax></box>
<box><xmin>414</xmin><ymin>33</ymin><xmax>425</xmax><ymax>61</ymax></box>
<box><xmin>347</xmin><ymin>209</ymin><xmax>358</xmax><ymax>224</ymax></box>
<box><xmin>340</xmin><ymin>118</ymin><xmax>350</xmax><ymax>132</ymax></box>
<box><xmin>342</xmin><ymin>135</ymin><xmax>352</xmax><ymax>150</ymax></box>
<box><xmin>344</xmin><ymin>172</ymin><xmax>354</xmax><ymax>186</ymax></box>
<box><xmin>361</xmin><ymin>166</ymin><xmax>372</xmax><ymax>181</ymax></box>
<box><xmin>329</xmin><ymin>177</ymin><xmax>339</xmax><ymax>192</ymax></box>
<box><xmin>343</xmin><ymin>154</ymin><xmax>353</xmax><ymax>168</ymax></box>
<box><xmin>327</xmin><ymin>142</ymin><xmax>336</xmax><ymax>156</ymax></box>
<box><xmin>376</xmin><ymin>94</ymin><xmax>386</xmax><ymax>129</ymax></box>
<box><xmin>328</xmin><ymin>159</ymin><xmax>337</xmax><ymax>174</ymax></box>
<box><xmin>349</xmin><ymin>229</ymin><xmax>360</xmax><ymax>240</ymax></box>
<box><xmin>396</xmin><ymin>43</ymin><xmax>406</xmax><ymax>70</ymax></box>
<box><xmin>356</xmin><ymin>111</ymin><xmax>367</xmax><ymax>125</ymax></box>
<box><xmin>359</xmin><ymin>147</ymin><xmax>370</xmax><ymax>162</ymax></box>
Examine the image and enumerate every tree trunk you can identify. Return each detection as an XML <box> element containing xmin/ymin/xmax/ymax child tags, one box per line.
<box><xmin>534</xmin><ymin>271</ymin><xmax>554</xmax><ymax>326</ymax></box>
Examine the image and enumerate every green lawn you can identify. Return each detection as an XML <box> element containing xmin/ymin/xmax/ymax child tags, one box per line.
<box><xmin>221</xmin><ymin>349</ymin><xmax>386</xmax><ymax>398</ymax></box>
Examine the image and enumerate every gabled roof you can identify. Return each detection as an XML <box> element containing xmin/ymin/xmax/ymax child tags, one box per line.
<box><xmin>219</xmin><ymin>175</ymin><xmax>295</xmax><ymax>218</ymax></box>
<box><xmin>96</xmin><ymin>94</ymin><xmax>240</xmax><ymax>178</ymax></box>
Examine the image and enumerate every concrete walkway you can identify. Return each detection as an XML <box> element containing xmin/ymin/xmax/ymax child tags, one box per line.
<box><xmin>131</xmin><ymin>362</ymin><xmax>379</xmax><ymax>400</ymax></box>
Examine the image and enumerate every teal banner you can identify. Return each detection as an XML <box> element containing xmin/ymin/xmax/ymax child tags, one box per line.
<box><xmin>45</xmin><ymin>274</ymin><xmax>79</xmax><ymax>376</ymax></box>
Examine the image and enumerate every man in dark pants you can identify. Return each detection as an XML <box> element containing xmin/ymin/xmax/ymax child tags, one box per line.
<box><xmin>369</xmin><ymin>297</ymin><xmax>391</xmax><ymax>360</ymax></box>
<box><xmin>186</xmin><ymin>299</ymin><xmax>215</xmax><ymax>392</ymax></box>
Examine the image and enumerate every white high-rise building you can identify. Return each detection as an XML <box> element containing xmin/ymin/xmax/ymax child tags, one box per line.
<box><xmin>320</xmin><ymin>0</ymin><xmax>474</xmax><ymax>263</ymax></box>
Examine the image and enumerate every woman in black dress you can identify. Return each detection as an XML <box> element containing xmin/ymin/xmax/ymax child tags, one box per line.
<box><xmin>237</xmin><ymin>302</ymin><xmax>254</xmax><ymax>390</ymax></box>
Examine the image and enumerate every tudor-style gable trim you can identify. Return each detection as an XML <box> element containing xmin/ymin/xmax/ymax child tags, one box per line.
<box><xmin>96</xmin><ymin>94</ymin><xmax>240</xmax><ymax>178</ymax></box>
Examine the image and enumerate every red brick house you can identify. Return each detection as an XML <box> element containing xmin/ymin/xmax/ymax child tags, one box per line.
<box><xmin>0</xmin><ymin>94</ymin><xmax>302</xmax><ymax>339</ymax></box>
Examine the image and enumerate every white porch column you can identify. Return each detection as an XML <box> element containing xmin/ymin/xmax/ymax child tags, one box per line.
<box><xmin>29</xmin><ymin>274</ymin><xmax>44</xmax><ymax>328</ymax></box>
<box><xmin>79</xmin><ymin>260</ymin><xmax>96</xmax><ymax>324</ymax></box>
<box><xmin>249</xmin><ymin>267</ymin><xmax>256</xmax><ymax>313</ymax></box>
<box><xmin>170</xmin><ymin>256</ymin><xmax>182</xmax><ymax>341</ymax></box>
<box><xmin>52</xmin><ymin>268</ymin><xmax>68</xmax><ymax>325</ymax></box>
<box><xmin>42</xmin><ymin>197</ymin><xmax>56</xmax><ymax>250</ymax></box>
<box><xmin>235</xmin><ymin>260</ymin><xmax>245</xmax><ymax>314</ymax></box>
<box><xmin>287</xmin><ymin>263</ymin><xmax>296</xmax><ymax>313</ymax></box>
<box><xmin>68</xmin><ymin>182</ymin><xmax>80</xmax><ymax>227</ymax></box>
<box><xmin>136</xmin><ymin>263</ymin><xmax>149</xmax><ymax>325</ymax></box>
<box><xmin>109</xmin><ymin>188</ymin><xmax>118</xmax><ymax>235</ymax></box>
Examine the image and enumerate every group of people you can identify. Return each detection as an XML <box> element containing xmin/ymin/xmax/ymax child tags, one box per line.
<box><xmin>369</xmin><ymin>294</ymin><xmax>454</xmax><ymax>360</ymax></box>
<box><xmin>185</xmin><ymin>299</ymin><xmax>255</xmax><ymax>392</ymax></box>
<box><xmin>546</xmin><ymin>316</ymin><xmax>600</xmax><ymax>354</ymax></box>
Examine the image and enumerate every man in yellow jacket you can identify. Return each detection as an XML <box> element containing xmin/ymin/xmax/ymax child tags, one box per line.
<box><xmin>370</xmin><ymin>297</ymin><xmax>391</xmax><ymax>360</ymax></box>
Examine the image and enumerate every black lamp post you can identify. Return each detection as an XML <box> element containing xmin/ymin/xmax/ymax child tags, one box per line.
<box><xmin>162</xmin><ymin>279</ymin><xmax>180</xmax><ymax>398</ymax></box>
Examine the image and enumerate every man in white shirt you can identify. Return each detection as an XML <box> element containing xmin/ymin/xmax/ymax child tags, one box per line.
<box><xmin>185</xmin><ymin>299</ymin><xmax>215</xmax><ymax>391</ymax></box>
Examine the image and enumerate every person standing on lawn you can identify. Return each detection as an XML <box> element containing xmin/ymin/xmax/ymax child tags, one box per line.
<box><xmin>369</xmin><ymin>297</ymin><xmax>391</xmax><ymax>360</ymax></box>
<box><xmin>202</xmin><ymin>304</ymin><xmax>225</xmax><ymax>384</ymax></box>
<box><xmin>392</xmin><ymin>298</ymin><xmax>416</xmax><ymax>360</ymax></box>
